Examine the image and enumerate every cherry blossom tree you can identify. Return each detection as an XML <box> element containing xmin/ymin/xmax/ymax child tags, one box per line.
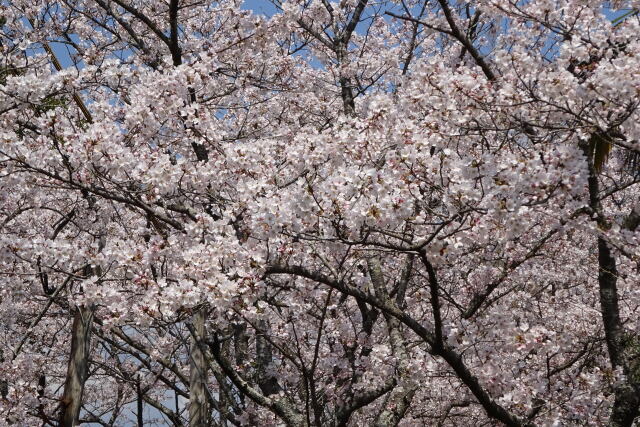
<box><xmin>1</xmin><ymin>0</ymin><xmax>640</xmax><ymax>425</ymax></box>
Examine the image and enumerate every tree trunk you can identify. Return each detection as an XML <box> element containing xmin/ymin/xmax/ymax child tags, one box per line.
<box><xmin>0</xmin><ymin>348</ymin><xmax>7</xmax><ymax>399</ymax></box>
<box><xmin>189</xmin><ymin>309</ymin><xmax>209</xmax><ymax>426</ymax></box>
<box><xmin>136</xmin><ymin>379</ymin><xmax>144</xmax><ymax>427</ymax></box>
<box><xmin>256</xmin><ymin>320</ymin><xmax>281</xmax><ymax>397</ymax></box>
<box><xmin>584</xmin><ymin>144</ymin><xmax>640</xmax><ymax>427</ymax></box>
<box><xmin>59</xmin><ymin>305</ymin><xmax>94</xmax><ymax>426</ymax></box>
<box><xmin>368</xmin><ymin>258</ymin><xmax>417</xmax><ymax>427</ymax></box>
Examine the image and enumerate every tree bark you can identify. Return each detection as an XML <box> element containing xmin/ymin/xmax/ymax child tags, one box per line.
<box><xmin>59</xmin><ymin>305</ymin><xmax>94</xmax><ymax>426</ymax></box>
<box><xmin>368</xmin><ymin>258</ymin><xmax>417</xmax><ymax>427</ymax></box>
<box><xmin>189</xmin><ymin>309</ymin><xmax>209</xmax><ymax>427</ymax></box>
<box><xmin>0</xmin><ymin>348</ymin><xmax>7</xmax><ymax>399</ymax></box>
<box><xmin>583</xmin><ymin>144</ymin><xmax>640</xmax><ymax>427</ymax></box>
<box><xmin>256</xmin><ymin>320</ymin><xmax>281</xmax><ymax>397</ymax></box>
<box><xmin>136</xmin><ymin>378</ymin><xmax>144</xmax><ymax>427</ymax></box>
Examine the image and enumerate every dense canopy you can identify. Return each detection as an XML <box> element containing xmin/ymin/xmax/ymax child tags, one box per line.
<box><xmin>1</xmin><ymin>0</ymin><xmax>640</xmax><ymax>425</ymax></box>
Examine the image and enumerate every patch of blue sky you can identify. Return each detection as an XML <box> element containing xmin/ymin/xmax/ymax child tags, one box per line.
<box><xmin>242</xmin><ymin>0</ymin><xmax>280</xmax><ymax>16</ymax></box>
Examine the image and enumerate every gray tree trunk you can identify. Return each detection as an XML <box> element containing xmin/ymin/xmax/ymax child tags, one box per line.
<box><xmin>189</xmin><ymin>309</ymin><xmax>209</xmax><ymax>426</ymax></box>
<box><xmin>59</xmin><ymin>305</ymin><xmax>94</xmax><ymax>426</ymax></box>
